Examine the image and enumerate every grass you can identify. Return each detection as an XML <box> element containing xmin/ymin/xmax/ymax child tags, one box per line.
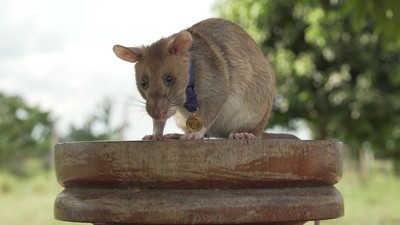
<box><xmin>1</xmin><ymin>160</ymin><xmax>400</xmax><ymax>225</ymax></box>
<box><xmin>0</xmin><ymin>169</ymin><xmax>86</xmax><ymax>225</ymax></box>
<box><xmin>318</xmin><ymin>160</ymin><xmax>400</xmax><ymax>225</ymax></box>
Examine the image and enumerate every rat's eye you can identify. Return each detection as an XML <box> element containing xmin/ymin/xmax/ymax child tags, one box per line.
<box><xmin>141</xmin><ymin>76</ymin><xmax>149</xmax><ymax>89</ymax></box>
<box><xmin>164</xmin><ymin>73</ymin><xmax>175</xmax><ymax>86</ymax></box>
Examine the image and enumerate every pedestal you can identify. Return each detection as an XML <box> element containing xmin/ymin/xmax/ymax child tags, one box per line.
<box><xmin>54</xmin><ymin>139</ymin><xmax>344</xmax><ymax>225</ymax></box>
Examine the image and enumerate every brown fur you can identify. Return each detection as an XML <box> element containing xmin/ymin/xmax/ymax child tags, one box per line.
<box><xmin>113</xmin><ymin>18</ymin><xmax>293</xmax><ymax>140</ymax></box>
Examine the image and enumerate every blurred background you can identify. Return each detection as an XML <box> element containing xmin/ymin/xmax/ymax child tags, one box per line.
<box><xmin>1</xmin><ymin>0</ymin><xmax>399</xmax><ymax>224</ymax></box>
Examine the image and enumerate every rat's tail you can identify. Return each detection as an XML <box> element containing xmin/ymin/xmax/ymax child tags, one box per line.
<box><xmin>262</xmin><ymin>133</ymin><xmax>299</xmax><ymax>140</ymax></box>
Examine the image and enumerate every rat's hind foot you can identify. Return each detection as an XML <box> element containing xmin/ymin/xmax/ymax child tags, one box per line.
<box><xmin>229</xmin><ymin>132</ymin><xmax>257</xmax><ymax>139</ymax></box>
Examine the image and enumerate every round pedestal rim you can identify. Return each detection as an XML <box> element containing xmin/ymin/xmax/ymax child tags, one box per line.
<box><xmin>55</xmin><ymin>139</ymin><xmax>343</xmax><ymax>189</ymax></box>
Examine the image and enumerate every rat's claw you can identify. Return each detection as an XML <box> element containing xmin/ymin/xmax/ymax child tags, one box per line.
<box><xmin>142</xmin><ymin>135</ymin><xmax>163</xmax><ymax>140</ymax></box>
<box><xmin>163</xmin><ymin>133</ymin><xmax>183</xmax><ymax>139</ymax></box>
<box><xmin>142</xmin><ymin>135</ymin><xmax>153</xmax><ymax>140</ymax></box>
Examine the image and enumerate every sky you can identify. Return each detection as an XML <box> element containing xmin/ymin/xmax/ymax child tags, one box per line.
<box><xmin>0</xmin><ymin>0</ymin><xmax>217</xmax><ymax>140</ymax></box>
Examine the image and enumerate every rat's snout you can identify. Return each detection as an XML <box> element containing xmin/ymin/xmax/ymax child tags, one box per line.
<box><xmin>152</xmin><ymin>107</ymin><xmax>168</xmax><ymax>120</ymax></box>
<box><xmin>147</xmin><ymin>97</ymin><xmax>171</xmax><ymax>120</ymax></box>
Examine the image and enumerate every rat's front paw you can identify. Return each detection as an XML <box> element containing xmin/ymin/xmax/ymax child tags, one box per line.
<box><xmin>142</xmin><ymin>135</ymin><xmax>163</xmax><ymax>140</ymax></box>
<box><xmin>180</xmin><ymin>127</ymin><xmax>207</xmax><ymax>140</ymax></box>
<box><xmin>163</xmin><ymin>133</ymin><xmax>183</xmax><ymax>139</ymax></box>
<box><xmin>180</xmin><ymin>133</ymin><xmax>204</xmax><ymax>140</ymax></box>
<box><xmin>180</xmin><ymin>132</ymin><xmax>205</xmax><ymax>140</ymax></box>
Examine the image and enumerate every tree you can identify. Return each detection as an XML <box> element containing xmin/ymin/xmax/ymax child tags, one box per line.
<box><xmin>62</xmin><ymin>97</ymin><xmax>123</xmax><ymax>141</ymax></box>
<box><xmin>217</xmin><ymin>0</ymin><xmax>400</xmax><ymax>158</ymax></box>
<box><xmin>343</xmin><ymin>0</ymin><xmax>400</xmax><ymax>46</ymax></box>
<box><xmin>0</xmin><ymin>92</ymin><xmax>53</xmax><ymax>166</ymax></box>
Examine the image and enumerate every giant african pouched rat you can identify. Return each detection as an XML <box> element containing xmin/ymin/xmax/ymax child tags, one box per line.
<box><xmin>113</xmin><ymin>18</ymin><xmax>295</xmax><ymax>140</ymax></box>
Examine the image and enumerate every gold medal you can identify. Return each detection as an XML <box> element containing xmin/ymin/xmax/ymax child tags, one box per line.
<box><xmin>186</xmin><ymin>112</ymin><xmax>204</xmax><ymax>132</ymax></box>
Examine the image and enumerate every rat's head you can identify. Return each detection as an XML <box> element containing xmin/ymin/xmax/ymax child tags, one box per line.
<box><xmin>113</xmin><ymin>31</ymin><xmax>193</xmax><ymax>121</ymax></box>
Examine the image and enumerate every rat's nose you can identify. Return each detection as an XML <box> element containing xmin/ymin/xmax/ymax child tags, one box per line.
<box><xmin>147</xmin><ymin>96</ymin><xmax>170</xmax><ymax>120</ymax></box>
<box><xmin>153</xmin><ymin>107</ymin><xmax>167</xmax><ymax>120</ymax></box>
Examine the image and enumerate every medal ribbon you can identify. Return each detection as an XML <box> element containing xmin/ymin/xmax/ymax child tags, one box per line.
<box><xmin>183</xmin><ymin>60</ymin><xmax>199</xmax><ymax>112</ymax></box>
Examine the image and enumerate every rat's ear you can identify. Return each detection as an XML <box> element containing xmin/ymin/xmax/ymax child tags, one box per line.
<box><xmin>113</xmin><ymin>45</ymin><xmax>142</xmax><ymax>63</ymax></box>
<box><xmin>169</xmin><ymin>31</ymin><xmax>193</xmax><ymax>56</ymax></box>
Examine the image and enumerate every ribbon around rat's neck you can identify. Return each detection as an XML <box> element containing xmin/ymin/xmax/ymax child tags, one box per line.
<box><xmin>184</xmin><ymin>60</ymin><xmax>204</xmax><ymax>132</ymax></box>
<box><xmin>183</xmin><ymin>60</ymin><xmax>199</xmax><ymax>112</ymax></box>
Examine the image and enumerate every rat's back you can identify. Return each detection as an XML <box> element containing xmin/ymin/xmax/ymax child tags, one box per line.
<box><xmin>184</xmin><ymin>18</ymin><xmax>276</xmax><ymax>138</ymax></box>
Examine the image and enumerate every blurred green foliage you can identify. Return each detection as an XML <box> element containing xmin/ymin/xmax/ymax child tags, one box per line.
<box><xmin>2</xmin><ymin>159</ymin><xmax>400</xmax><ymax>225</ymax></box>
<box><xmin>0</xmin><ymin>93</ymin><xmax>122</xmax><ymax>173</ymax></box>
<box><xmin>0</xmin><ymin>93</ymin><xmax>53</xmax><ymax>171</ymax></box>
<box><xmin>217</xmin><ymin>0</ymin><xmax>400</xmax><ymax>158</ymax></box>
<box><xmin>343</xmin><ymin>0</ymin><xmax>400</xmax><ymax>46</ymax></box>
<box><xmin>61</xmin><ymin>97</ymin><xmax>123</xmax><ymax>142</ymax></box>
<box><xmin>0</xmin><ymin>170</ymin><xmax>87</xmax><ymax>225</ymax></box>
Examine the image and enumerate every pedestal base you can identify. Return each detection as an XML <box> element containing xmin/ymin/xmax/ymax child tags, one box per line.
<box><xmin>55</xmin><ymin>187</ymin><xmax>342</xmax><ymax>225</ymax></box>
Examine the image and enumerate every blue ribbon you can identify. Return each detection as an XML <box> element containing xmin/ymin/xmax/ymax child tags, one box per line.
<box><xmin>183</xmin><ymin>60</ymin><xmax>199</xmax><ymax>112</ymax></box>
